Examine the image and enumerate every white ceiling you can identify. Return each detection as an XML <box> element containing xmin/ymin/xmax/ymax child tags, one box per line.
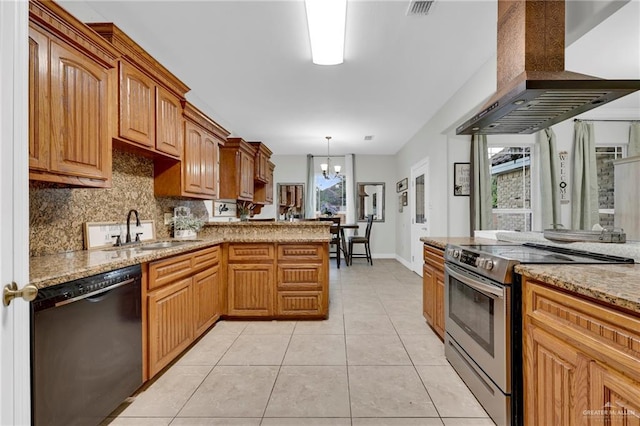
<box><xmin>60</xmin><ymin>0</ymin><xmax>640</xmax><ymax>156</ymax></box>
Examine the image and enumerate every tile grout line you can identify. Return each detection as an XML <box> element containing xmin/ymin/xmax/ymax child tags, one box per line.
<box><xmin>258</xmin><ymin>327</ymin><xmax>294</xmax><ymax>423</ymax></box>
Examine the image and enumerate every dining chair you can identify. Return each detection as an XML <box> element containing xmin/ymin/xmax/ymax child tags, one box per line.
<box><xmin>348</xmin><ymin>214</ymin><xmax>374</xmax><ymax>265</ymax></box>
<box><xmin>319</xmin><ymin>217</ymin><xmax>343</xmax><ymax>268</ymax></box>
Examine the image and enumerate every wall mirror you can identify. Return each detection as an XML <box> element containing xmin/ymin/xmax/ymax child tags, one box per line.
<box><xmin>357</xmin><ymin>182</ymin><xmax>385</xmax><ymax>222</ymax></box>
<box><xmin>277</xmin><ymin>183</ymin><xmax>305</xmax><ymax>219</ymax></box>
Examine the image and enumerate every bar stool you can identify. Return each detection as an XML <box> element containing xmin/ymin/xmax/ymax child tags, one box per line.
<box><xmin>348</xmin><ymin>214</ymin><xmax>374</xmax><ymax>265</ymax></box>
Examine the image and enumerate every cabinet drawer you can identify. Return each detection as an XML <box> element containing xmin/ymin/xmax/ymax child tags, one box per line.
<box><xmin>149</xmin><ymin>246</ymin><xmax>219</xmax><ymax>290</ymax></box>
<box><xmin>277</xmin><ymin>244</ymin><xmax>323</xmax><ymax>261</ymax></box>
<box><xmin>526</xmin><ymin>280</ymin><xmax>640</xmax><ymax>382</ymax></box>
<box><xmin>277</xmin><ymin>291</ymin><xmax>323</xmax><ymax>316</ymax></box>
<box><xmin>424</xmin><ymin>244</ymin><xmax>444</xmax><ymax>269</ymax></box>
<box><xmin>149</xmin><ymin>251</ymin><xmax>194</xmax><ymax>290</ymax></box>
<box><xmin>277</xmin><ymin>264</ymin><xmax>323</xmax><ymax>290</ymax></box>
<box><xmin>193</xmin><ymin>246</ymin><xmax>220</xmax><ymax>269</ymax></box>
<box><xmin>228</xmin><ymin>243</ymin><xmax>274</xmax><ymax>262</ymax></box>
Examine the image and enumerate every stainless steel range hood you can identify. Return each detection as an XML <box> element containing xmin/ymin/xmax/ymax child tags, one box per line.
<box><xmin>456</xmin><ymin>0</ymin><xmax>640</xmax><ymax>135</ymax></box>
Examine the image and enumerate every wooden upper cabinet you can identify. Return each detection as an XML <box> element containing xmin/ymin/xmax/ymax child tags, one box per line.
<box><xmin>250</xmin><ymin>142</ymin><xmax>272</xmax><ymax>184</ymax></box>
<box><xmin>28</xmin><ymin>1</ymin><xmax>118</xmax><ymax>187</ymax></box>
<box><xmin>156</xmin><ymin>86</ymin><xmax>183</xmax><ymax>157</ymax></box>
<box><xmin>265</xmin><ymin>161</ymin><xmax>275</xmax><ymax>204</ymax></box>
<box><xmin>88</xmin><ymin>23</ymin><xmax>189</xmax><ymax>160</ymax></box>
<box><xmin>219</xmin><ymin>138</ymin><xmax>257</xmax><ymax>202</ymax></box>
<box><xmin>154</xmin><ymin>101</ymin><xmax>229</xmax><ymax>199</ymax></box>
<box><xmin>118</xmin><ymin>61</ymin><xmax>154</xmax><ymax>148</ymax></box>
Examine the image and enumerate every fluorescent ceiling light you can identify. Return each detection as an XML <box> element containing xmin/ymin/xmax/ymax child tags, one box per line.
<box><xmin>305</xmin><ymin>0</ymin><xmax>347</xmax><ymax>65</ymax></box>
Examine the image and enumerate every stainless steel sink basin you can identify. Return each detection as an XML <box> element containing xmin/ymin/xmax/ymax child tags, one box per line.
<box><xmin>138</xmin><ymin>240</ymin><xmax>195</xmax><ymax>250</ymax></box>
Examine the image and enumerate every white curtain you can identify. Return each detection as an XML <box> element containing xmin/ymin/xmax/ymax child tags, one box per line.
<box><xmin>538</xmin><ymin>128</ymin><xmax>560</xmax><ymax>229</ymax></box>
<box><xmin>470</xmin><ymin>134</ymin><xmax>492</xmax><ymax>232</ymax></box>
<box><xmin>629</xmin><ymin>122</ymin><xmax>640</xmax><ymax>157</ymax></box>
<box><xmin>305</xmin><ymin>154</ymin><xmax>315</xmax><ymax>218</ymax></box>
<box><xmin>344</xmin><ymin>154</ymin><xmax>356</xmax><ymax>224</ymax></box>
<box><xmin>571</xmin><ymin>121</ymin><xmax>599</xmax><ymax>230</ymax></box>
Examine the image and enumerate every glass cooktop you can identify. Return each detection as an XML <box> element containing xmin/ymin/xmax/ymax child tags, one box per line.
<box><xmin>461</xmin><ymin>243</ymin><xmax>634</xmax><ymax>264</ymax></box>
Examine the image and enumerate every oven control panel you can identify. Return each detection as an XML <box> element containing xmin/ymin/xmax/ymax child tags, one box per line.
<box><xmin>445</xmin><ymin>245</ymin><xmax>517</xmax><ymax>284</ymax></box>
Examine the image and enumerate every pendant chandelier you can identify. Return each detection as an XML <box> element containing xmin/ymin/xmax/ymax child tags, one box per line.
<box><xmin>320</xmin><ymin>136</ymin><xmax>341</xmax><ymax>179</ymax></box>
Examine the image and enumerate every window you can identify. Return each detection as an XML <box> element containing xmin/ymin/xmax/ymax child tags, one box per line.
<box><xmin>489</xmin><ymin>145</ymin><xmax>533</xmax><ymax>231</ymax></box>
<box><xmin>313</xmin><ymin>156</ymin><xmax>347</xmax><ymax>218</ymax></box>
<box><xmin>595</xmin><ymin>145</ymin><xmax>625</xmax><ymax>228</ymax></box>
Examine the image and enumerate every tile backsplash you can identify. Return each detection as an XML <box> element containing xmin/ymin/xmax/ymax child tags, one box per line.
<box><xmin>29</xmin><ymin>149</ymin><xmax>208</xmax><ymax>257</ymax></box>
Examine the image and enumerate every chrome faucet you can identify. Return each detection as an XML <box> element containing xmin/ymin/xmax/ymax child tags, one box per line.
<box><xmin>125</xmin><ymin>209</ymin><xmax>141</xmax><ymax>243</ymax></box>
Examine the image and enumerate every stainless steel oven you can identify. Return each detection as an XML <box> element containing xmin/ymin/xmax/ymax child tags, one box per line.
<box><xmin>443</xmin><ymin>242</ymin><xmax>635</xmax><ymax>426</ymax></box>
<box><xmin>444</xmin><ymin>262</ymin><xmax>513</xmax><ymax>426</ymax></box>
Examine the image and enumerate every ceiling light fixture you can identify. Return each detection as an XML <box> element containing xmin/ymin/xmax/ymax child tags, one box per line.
<box><xmin>320</xmin><ymin>136</ymin><xmax>341</xmax><ymax>179</ymax></box>
<box><xmin>304</xmin><ymin>0</ymin><xmax>347</xmax><ymax>65</ymax></box>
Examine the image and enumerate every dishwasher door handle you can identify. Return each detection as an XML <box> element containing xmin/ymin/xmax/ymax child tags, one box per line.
<box><xmin>55</xmin><ymin>278</ymin><xmax>135</xmax><ymax>307</ymax></box>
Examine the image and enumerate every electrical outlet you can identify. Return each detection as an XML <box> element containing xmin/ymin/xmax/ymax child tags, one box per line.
<box><xmin>164</xmin><ymin>213</ymin><xmax>173</xmax><ymax>225</ymax></box>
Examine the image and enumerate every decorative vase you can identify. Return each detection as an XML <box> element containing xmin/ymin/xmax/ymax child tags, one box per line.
<box><xmin>240</xmin><ymin>214</ymin><xmax>249</xmax><ymax>222</ymax></box>
<box><xmin>174</xmin><ymin>229</ymin><xmax>197</xmax><ymax>239</ymax></box>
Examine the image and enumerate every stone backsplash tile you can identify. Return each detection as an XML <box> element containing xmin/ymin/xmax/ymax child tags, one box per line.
<box><xmin>30</xmin><ymin>149</ymin><xmax>208</xmax><ymax>256</ymax></box>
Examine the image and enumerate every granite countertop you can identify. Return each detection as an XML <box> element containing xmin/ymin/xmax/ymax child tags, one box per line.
<box><xmin>421</xmin><ymin>236</ymin><xmax>640</xmax><ymax>316</ymax></box>
<box><xmin>420</xmin><ymin>236</ymin><xmax>509</xmax><ymax>250</ymax></box>
<box><xmin>31</xmin><ymin>222</ymin><xmax>332</xmax><ymax>290</ymax></box>
<box><xmin>516</xmin><ymin>263</ymin><xmax>640</xmax><ymax>316</ymax></box>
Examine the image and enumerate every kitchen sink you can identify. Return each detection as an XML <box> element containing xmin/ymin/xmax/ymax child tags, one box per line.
<box><xmin>138</xmin><ymin>240</ymin><xmax>198</xmax><ymax>250</ymax></box>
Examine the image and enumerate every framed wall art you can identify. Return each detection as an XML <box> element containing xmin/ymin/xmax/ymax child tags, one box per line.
<box><xmin>453</xmin><ymin>162</ymin><xmax>471</xmax><ymax>196</ymax></box>
<box><xmin>396</xmin><ymin>177</ymin><xmax>408</xmax><ymax>193</ymax></box>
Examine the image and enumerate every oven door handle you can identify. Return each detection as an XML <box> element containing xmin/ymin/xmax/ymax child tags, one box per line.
<box><xmin>445</xmin><ymin>265</ymin><xmax>504</xmax><ymax>299</ymax></box>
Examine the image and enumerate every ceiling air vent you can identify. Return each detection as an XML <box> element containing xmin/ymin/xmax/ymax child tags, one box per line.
<box><xmin>407</xmin><ymin>0</ymin><xmax>435</xmax><ymax>16</ymax></box>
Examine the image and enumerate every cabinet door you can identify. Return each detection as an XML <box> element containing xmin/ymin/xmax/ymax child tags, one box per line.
<box><xmin>119</xmin><ymin>61</ymin><xmax>155</xmax><ymax>147</ymax></box>
<box><xmin>49</xmin><ymin>40</ymin><xmax>110</xmax><ymax>180</ymax></box>
<box><xmin>28</xmin><ymin>27</ymin><xmax>50</xmax><ymax>171</ymax></box>
<box><xmin>227</xmin><ymin>263</ymin><xmax>274</xmax><ymax>316</ymax></box>
<box><xmin>265</xmin><ymin>163</ymin><xmax>274</xmax><ymax>204</ymax></box>
<box><xmin>238</xmin><ymin>150</ymin><xmax>255</xmax><ymax>200</ymax></box>
<box><xmin>148</xmin><ymin>277</ymin><xmax>194</xmax><ymax>377</ymax></box>
<box><xmin>433</xmin><ymin>268</ymin><xmax>445</xmax><ymax>339</ymax></box>
<box><xmin>183</xmin><ymin>121</ymin><xmax>204</xmax><ymax>194</ymax></box>
<box><xmin>277</xmin><ymin>291</ymin><xmax>323</xmax><ymax>316</ymax></box>
<box><xmin>422</xmin><ymin>263</ymin><xmax>434</xmax><ymax>326</ymax></box>
<box><xmin>202</xmin><ymin>132</ymin><xmax>218</xmax><ymax>197</ymax></box>
<box><xmin>193</xmin><ymin>265</ymin><xmax>220</xmax><ymax>337</ymax></box>
<box><xmin>524</xmin><ymin>325</ymin><xmax>590</xmax><ymax>426</ymax></box>
<box><xmin>590</xmin><ymin>362</ymin><xmax>640</xmax><ymax>426</ymax></box>
<box><xmin>156</xmin><ymin>86</ymin><xmax>182</xmax><ymax>158</ymax></box>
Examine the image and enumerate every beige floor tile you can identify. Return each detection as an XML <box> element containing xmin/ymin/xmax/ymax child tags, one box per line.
<box><xmin>101</xmin><ymin>418</ymin><xmax>173</xmax><ymax>425</ymax></box>
<box><xmin>383</xmin><ymin>299</ymin><xmax>423</xmax><ymax>317</ymax></box>
<box><xmin>399</xmin><ymin>334</ymin><xmax>448</xmax><ymax>366</ymax></box>
<box><xmin>352</xmin><ymin>419</ymin><xmax>443</xmax><ymax>426</ymax></box>
<box><xmin>343</xmin><ymin>298</ymin><xmax>387</xmax><ymax>315</ymax></box>
<box><xmin>441</xmin><ymin>418</ymin><xmax>496</xmax><ymax>425</ymax></box>
<box><xmin>261</xmin><ymin>418</ymin><xmax>351</xmax><ymax>426</ymax></box>
<box><xmin>349</xmin><ymin>366</ymin><xmax>437</xmax><ymax>417</ymax></box>
<box><xmin>283</xmin><ymin>334</ymin><xmax>347</xmax><ymax>365</ymax></box>
<box><xmin>416</xmin><ymin>365</ymin><xmax>489</xmax><ymax>418</ymax></box>
<box><xmin>207</xmin><ymin>320</ymin><xmax>250</xmax><ymax>334</ymax></box>
<box><xmin>294</xmin><ymin>316</ymin><xmax>345</xmax><ymax>335</ymax></box>
<box><xmin>264</xmin><ymin>366</ymin><xmax>351</xmax><ymax>418</ymax></box>
<box><xmin>118</xmin><ymin>366</ymin><xmax>212</xmax><ymax>417</ymax></box>
<box><xmin>344</xmin><ymin>314</ymin><xmax>396</xmax><ymax>335</ymax></box>
<box><xmin>170</xmin><ymin>418</ymin><xmax>261</xmax><ymax>425</ymax></box>
<box><xmin>242</xmin><ymin>320</ymin><xmax>296</xmax><ymax>335</ymax></box>
<box><xmin>346</xmin><ymin>334</ymin><xmax>412</xmax><ymax>366</ymax></box>
<box><xmin>217</xmin><ymin>334</ymin><xmax>290</xmax><ymax>365</ymax></box>
<box><xmin>389</xmin><ymin>314</ymin><xmax>432</xmax><ymax>335</ymax></box>
<box><xmin>178</xmin><ymin>366</ymin><xmax>278</xmax><ymax>417</ymax></box>
<box><xmin>177</xmin><ymin>332</ymin><xmax>238</xmax><ymax>366</ymax></box>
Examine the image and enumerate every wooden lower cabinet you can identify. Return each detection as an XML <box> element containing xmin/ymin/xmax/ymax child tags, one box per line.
<box><xmin>523</xmin><ymin>278</ymin><xmax>640</xmax><ymax>426</ymax></box>
<box><xmin>226</xmin><ymin>242</ymin><xmax>329</xmax><ymax>319</ymax></box>
<box><xmin>148</xmin><ymin>277</ymin><xmax>194</xmax><ymax>378</ymax></box>
<box><xmin>423</xmin><ymin>244</ymin><xmax>445</xmax><ymax>340</ymax></box>
<box><xmin>146</xmin><ymin>246</ymin><xmax>220</xmax><ymax>378</ymax></box>
<box><xmin>227</xmin><ymin>263</ymin><xmax>274</xmax><ymax>316</ymax></box>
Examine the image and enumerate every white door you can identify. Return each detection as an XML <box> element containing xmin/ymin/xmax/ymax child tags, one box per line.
<box><xmin>410</xmin><ymin>158</ymin><xmax>430</xmax><ymax>275</ymax></box>
<box><xmin>1</xmin><ymin>1</ymin><xmax>31</xmax><ymax>424</ymax></box>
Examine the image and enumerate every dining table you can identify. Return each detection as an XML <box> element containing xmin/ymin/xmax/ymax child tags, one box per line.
<box><xmin>332</xmin><ymin>223</ymin><xmax>360</xmax><ymax>266</ymax></box>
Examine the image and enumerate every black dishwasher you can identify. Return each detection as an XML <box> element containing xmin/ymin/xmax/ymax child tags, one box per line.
<box><xmin>31</xmin><ymin>264</ymin><xmax>142</xmax><ymax>426</ymax></box>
